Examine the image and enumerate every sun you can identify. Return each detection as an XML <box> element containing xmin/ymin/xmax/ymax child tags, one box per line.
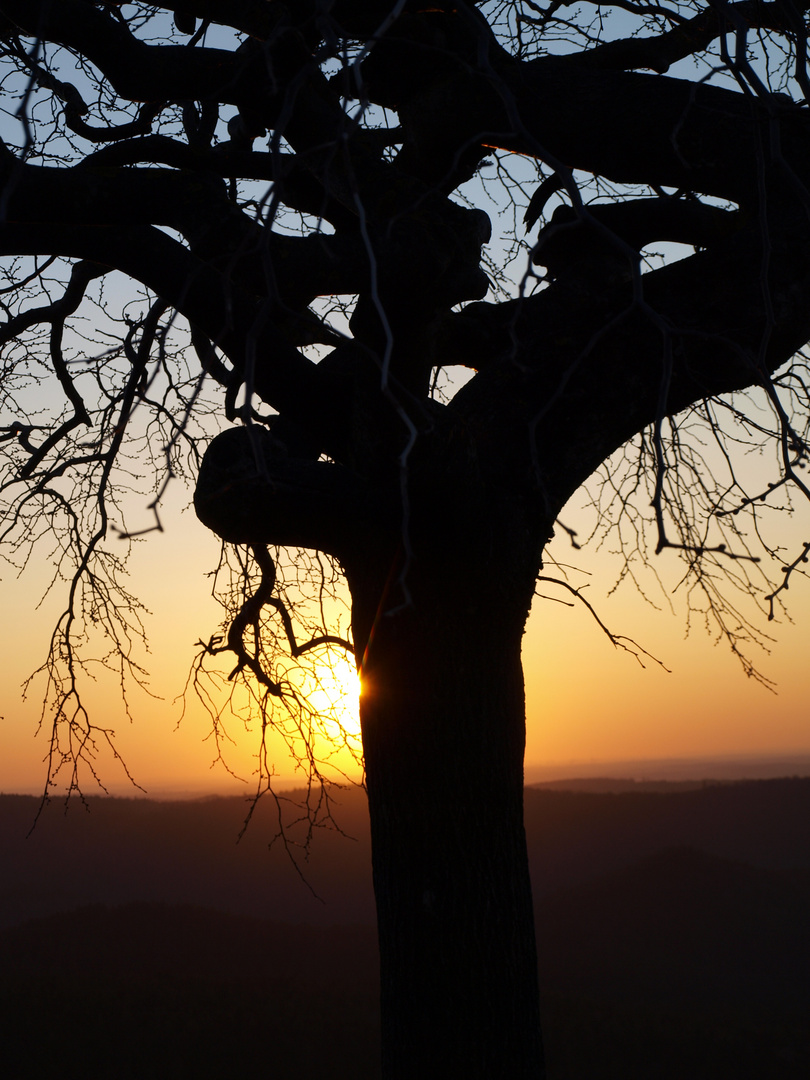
<box><xmin>289</xmin><ymin>648</ymin><xmax>360</xmax><ymax>768</ymax></box>
<box><xmin>319</xmin><ymin>655</ymin><xmax>362</xmax><ymax>733</ymax></box>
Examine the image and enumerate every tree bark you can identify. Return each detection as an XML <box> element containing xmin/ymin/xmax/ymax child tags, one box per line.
<box><xmin>346</xmin><ymin>525</ymin><xmax>546</xmax><ymax>1078</ymax></box>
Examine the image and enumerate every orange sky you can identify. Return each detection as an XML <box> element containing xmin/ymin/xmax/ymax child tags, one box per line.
<box><xmin>3</xmin><ymin>478</ymin><xmax>810</xmax><ymax>797</ymax></box>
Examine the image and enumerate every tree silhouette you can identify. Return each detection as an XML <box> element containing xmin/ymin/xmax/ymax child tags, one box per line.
<box><xmin>2</xmin><ymin>1</ymin><xmax>810</xmax><ymax>1075</ymax></box>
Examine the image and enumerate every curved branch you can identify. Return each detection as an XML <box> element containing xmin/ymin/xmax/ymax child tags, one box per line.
<box><xmin>0</xmin><ymin>257</ymin><xmax>107</xmax><ymax>348</ymax></box>
<box><xmin>360</xmin><ymin>9</ymin><xmax>809</xmax><ymax>204</ymax></box>
<box><xmin>194</xmin><ymin>426</ymin><xmax>377</xmax><ymax>560</ymax></box>
<box><xmin>449</xmin><ymin>186</ymin><xmax>810</xmax><ymax>512</ymax></box>
<box><xmin>531</xmin><ymin>197</ymin><xmax>745</xmax><ymax>277</ymax></box>
<box><xmin>536</xmin><ymin>575</ymin><xmax>670</xmax><ymax>669</ymax></box>
<box><xmin>65</xmin><ymin>101</ymin><xmax>165</xmax><ymax>143</ymax></box>
<box><xmin>1</xmin><ymin>156</ymin><xmax>323</xmax><ymax>298</ymax></box>
<box><xmin>574</xmin><ymin>0</ymin><xmax>809</xmax><ymax>74</ymax></box>
<box><xmin>0</xmin><ymin>0</ymin><xmax>295</xmax><ymax>107</ymax></box>
<box><xmin>0</xmin><ymin>219</ymin><xmax>360</xmax><ymax>442</ymax></box>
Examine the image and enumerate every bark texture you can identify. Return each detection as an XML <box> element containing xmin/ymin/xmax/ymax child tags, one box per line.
<box><xmin>346</xmin><ymin>505</ymin><xmax>546</xmax><ymax>1077</ymax></box>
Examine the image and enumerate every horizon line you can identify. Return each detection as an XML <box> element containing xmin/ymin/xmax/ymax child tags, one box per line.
<box><xmin>3</xmin><ymin>749</ymin><xmax>810</xmax><ymax>800</ymax></box>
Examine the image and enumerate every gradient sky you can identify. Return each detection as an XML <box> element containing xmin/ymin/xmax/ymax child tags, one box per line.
<box><xmin>3</xmin><ymin>468</ymin><xmax>810</xmax><ymax>797</ymax></box>
<box><xmin>3</xmin><ymin>21</ymin><xmax>807</xmax><ymax>796</ymax></box>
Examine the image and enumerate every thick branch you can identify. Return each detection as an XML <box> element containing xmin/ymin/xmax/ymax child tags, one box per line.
<box><xmin>361</xmin><ymin>10</ymin><xmax>809</xmax><ymax>204</ymax></box>
<box><xmin>576</xmin><ymin>1</ymin><xmax>809</xmax><ymax>74</ymax></box>
<box><xmin>80</xmin><ymin>137</ymin><xmax>360</xmax><ymax>230</ymax></box>
<box><xmin>0</xmin><ymin>221</ymin><xmax>350</xmax><ymax>447</ymax></box>
<box><xmin>194</xmin><ymin>425</ymin><xmax>376</xmax><ymax>559</ymax></box>
<box><xmin>0</xmin><ymin>0</ymin><xmax>298</xmax><ymax>107</ymax></box>
<box><xmin>0</xmin><ymin>154</ymin><xmax>369</xmax><ymax>305</ymax></box>
<box><xmin>531</xmin><ymin>197</ymin><xmax>746</xmax><ymax>278</ymax></box>
<box><xmin>448</xmin><ymin>184</ymin><xmax>810</xmax><ymax>512</ymax></box>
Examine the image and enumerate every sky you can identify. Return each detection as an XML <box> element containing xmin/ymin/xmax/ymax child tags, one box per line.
<box><xmin>2</xmin><ymin>462</ymin><xmax>810</xmax><ymax>798</ymax></box>
<box><xmin>1</xmin><ymin>13</ymin><xmax>809</xmax><ymax>797</ymax></box>
<box><xmin>2</xmin><ymin>241</ymin><xmax>809</xmax><ymax>799</ymax></box>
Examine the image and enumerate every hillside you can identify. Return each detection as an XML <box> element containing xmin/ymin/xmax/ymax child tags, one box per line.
<box><xmin>1</xmin><ymin>779</ymin><xmax>808</xmax><ymax>1078</ymax></box>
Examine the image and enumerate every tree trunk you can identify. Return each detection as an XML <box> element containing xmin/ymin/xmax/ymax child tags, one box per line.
<box><xmin>347</xmin><ymin>538</ymin><xmax>545</xmax><ymax>1078</ymax></box>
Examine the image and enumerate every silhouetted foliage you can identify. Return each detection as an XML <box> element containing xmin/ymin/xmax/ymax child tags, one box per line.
<box><xmin>3</xmin><ymin>2</ymin><xmax>810</xmax><ymax>1074</ymax></box>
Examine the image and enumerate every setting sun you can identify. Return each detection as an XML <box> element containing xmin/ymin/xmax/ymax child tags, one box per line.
<box><xmin>295</xmin><ymin>653</ymin><xmax>362</xmax><ymax>741</ymax></box>
<box><xmin>265</xmin><ymin>649</ymin><xmax>364</xmax><ymax>782</ymax></box>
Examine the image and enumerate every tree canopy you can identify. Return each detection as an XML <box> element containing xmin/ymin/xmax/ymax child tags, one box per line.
<box><xmin>2</xmin><ymin>1</ymin><xmax>810</xmax><ymax>1075</ymax></box>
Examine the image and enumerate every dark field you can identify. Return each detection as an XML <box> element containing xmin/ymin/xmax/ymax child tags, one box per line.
<box><xmin>1</xmin><ymin>778</ymin><xmax>808</xmax><ymax>1078</ymax></box>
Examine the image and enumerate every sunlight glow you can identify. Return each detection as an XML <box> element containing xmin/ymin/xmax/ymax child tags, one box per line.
<box><xmin>265</xmin><ymin>649</ymin><xmax>365</xmax><ymax>782</ymax></box>
<box><xmin>297</xmin><ymin>653</ymin><xmax>362</xmax><ymax>741</ymax></box>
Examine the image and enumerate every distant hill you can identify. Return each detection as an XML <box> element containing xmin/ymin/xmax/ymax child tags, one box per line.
<box><xmin>4</xmin><ymin>777</ymin><xmax>809</xmax><ymax>928</ymax></box>
<box><xmin>524</xmin><ymin>776</ymin><xmax>810</xmax><ymax>896</ymax></box>
<box><xmin>532</xmin><ymin>777</ymin><xmax>723</xmax><ymax>792</ymax></box>
<box><xmin>524</xmin><ymin>751</ymin><xmax>810</xmax><ymax>785</ymax></box>
<box><xmin>0</xmin><ymin>787</ymin><xmax>375</xmax><ymax>930</ymax></box>
<box><xmin>1</xmin><ymin>779</ymin><xmax>808</xmax><ymax>1078</ymax></box>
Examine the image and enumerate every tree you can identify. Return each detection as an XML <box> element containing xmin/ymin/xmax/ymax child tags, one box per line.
<box><xmin>2</xmin><ymin>1</ymin><xmax>810</xmax><ymax>1075</ymax></box>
